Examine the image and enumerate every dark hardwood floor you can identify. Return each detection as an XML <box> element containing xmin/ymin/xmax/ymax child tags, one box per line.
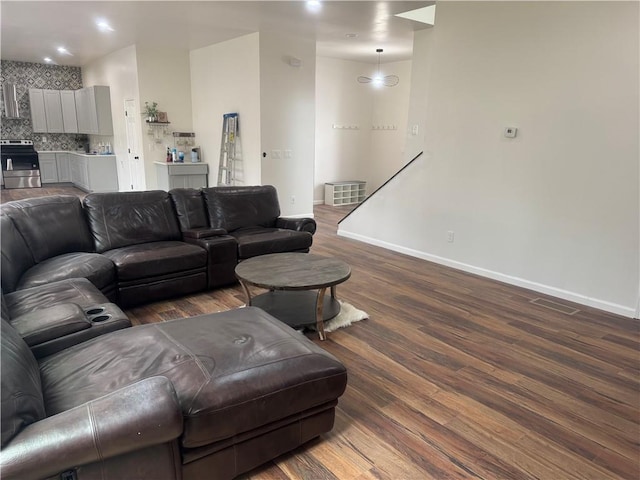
<box><xmin>2</xmin><ymin>186</ymin><xmax>639</xmax><ymax>479</ymax></box>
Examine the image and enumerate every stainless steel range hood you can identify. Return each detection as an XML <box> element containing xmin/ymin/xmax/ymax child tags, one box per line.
<box><xmin>2</xmin><ymin>83</ymin><xmax>20</xmax><ymax>118</ymax></box>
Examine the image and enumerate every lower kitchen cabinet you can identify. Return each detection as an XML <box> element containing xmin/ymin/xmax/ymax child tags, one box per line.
<box><xmin>55</xmin><ymin>153</ymin><xmax>71</xmax><ymax>182</ymax></box>
<box><xmin>155</xmin><ymin>162</ymin><xmax>208</xmax><ymax>190</ymax></box>
<box><xmin>68</xmin><ymin>153</ymin><xmax>118</xmax><ymax>192</ymax></box>
<box><xmin>39</xmin><ymin>153</ymin><xmax>59</xmax><ymax>183</ymax></box>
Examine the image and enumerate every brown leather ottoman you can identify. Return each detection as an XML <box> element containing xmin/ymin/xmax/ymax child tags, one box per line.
<box><xmin>38</xmin><ymin>307</ymin><xmax>348</xmax><ymax>479</ymax></box>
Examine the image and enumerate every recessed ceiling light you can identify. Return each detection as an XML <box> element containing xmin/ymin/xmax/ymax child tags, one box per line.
<box><xmin>44</xmin><ymin>57</ymin><xmax>53</xmax><ymax>63</ymax></box>
<box><xmin>57</xmin><ymin>47</ymin><xmax>73</xmax><ymax>56</ymax></box>
<box><xmin>306</xmin><ymin>1</ymin><xmax>321</xmax><ymax>13</ymax></box>
<box><xmin>96</xmin><ymin>20</ymin><xmax>115</xmax><ymax>32</ymax></box>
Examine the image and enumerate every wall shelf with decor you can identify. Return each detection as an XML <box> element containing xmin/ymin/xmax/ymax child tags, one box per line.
<box><xmin>146</xmin><ymin>121</ymin><xmax>171</xmax><ymax>143</ymax></box>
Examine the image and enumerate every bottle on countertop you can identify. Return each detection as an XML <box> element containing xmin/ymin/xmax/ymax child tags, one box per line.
<box><xmin>166</xmin><ymin>147</ymin><xmax>171</xmax><ymax>163</ymax></box>
<box><xmin>171</xmin><ymin>148</ymin><xmax>177</xmax><ymax>162</ymax></box>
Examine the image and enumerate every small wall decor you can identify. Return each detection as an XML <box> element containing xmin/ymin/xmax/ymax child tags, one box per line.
<box><xmin>143</xmin><ymin>101</ymin><xmax>158</xmax><ymax>122</ymax></box>
<box><xmin>156</xmin><ymin>111</ymin><xmax>168</xmax><ymax>123</ymax></box>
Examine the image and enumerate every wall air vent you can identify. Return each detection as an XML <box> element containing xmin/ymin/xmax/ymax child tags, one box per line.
<box><xmin>530</xmin><ymin>297</ymin><xmax>580</xmax><ymax>315</ymax></box>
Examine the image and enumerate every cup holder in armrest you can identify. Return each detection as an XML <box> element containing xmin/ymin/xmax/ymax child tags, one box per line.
<box><xmin>85</xmin><ymin>306</ymin><xmax>111</xmax><ymax>323</ymax></box>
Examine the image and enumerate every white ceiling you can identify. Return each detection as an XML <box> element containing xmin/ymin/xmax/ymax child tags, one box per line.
<box><xmin>1</xmin><ymin>1</ymin><xmax>434</xmax><ymax>67</ymax></box>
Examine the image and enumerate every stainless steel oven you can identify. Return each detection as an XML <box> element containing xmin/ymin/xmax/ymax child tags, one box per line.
<box><xmin>1</xmin><ymin>140</ymin><xmax>41</xmax><ymax>189</ymax></box>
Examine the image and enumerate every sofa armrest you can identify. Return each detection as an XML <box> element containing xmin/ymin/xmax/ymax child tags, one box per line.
<box><xmin>182</xmin><ymin>227</ymin><xmax>228</xmax><ymax>239</ymax></box>
<box><xmin>276</xmin><ymin>217</ymin><xmax>317</xmax><ymax>234</ymax></box>
<box><xmin>9</xmin><ymin>303</ymin><xmax>91</xmax><ymax>346</ymax></box>
<box><xmin>0</xmin><ymin>376</ymin><xmax>183</xmax><ymax>480</ymax></box>
<box><xmin>183</xmin><ymin>235</ymin><xmax>238</xmax><ymax>289</ymax></box>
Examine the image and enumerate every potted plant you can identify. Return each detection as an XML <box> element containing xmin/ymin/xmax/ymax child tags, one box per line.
<box><xmin>143</xmin><ymin>101</ymin><xmax>158</xmax><ymax>122</ymax></box>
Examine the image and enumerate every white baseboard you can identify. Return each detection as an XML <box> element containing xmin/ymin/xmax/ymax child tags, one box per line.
<box><xmin>313</xmin><ymin>199</ymin><xmax>325</xmax><ymax>205</ymax></box>
<box><xmin>338</xmin><ymin>229</ymin><xmax>636</xmax><ymax>319</ymax></box>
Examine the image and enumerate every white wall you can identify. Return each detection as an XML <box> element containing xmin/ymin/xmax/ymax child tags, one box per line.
<box><xmin>259</xmin><ymin>31</ymin><xmax>316</xmax><ymax>217</ymax></box>
<box><xmin>82</xmin><ymin>45</ymin><xmax>142</xmax><ymax>191</ymax></box>
<box><xmin>340</xmin><ymin>1</ymin><xmax>640</xmax><ymax>317</ymax></box>
<box><xmin>136</xmin><ymin>46</ymin><xmax>193</xmax><ymax>189</ymax></box>
<box><xmin>315</xmin><ymin>57</ymin><xmax>373</xmax><ymax>203</ymax></box>
<box><xmin>190</xmin><ymin>33</ymin><xmax>262</xmax><ymax>187</ymax></box>
<box><xmin>369</xmin><ymin>59</ymin><xmax>412</xmax><ymax>192</ymax></box>
<box><xmin>314</xmin><ymin>57</ymin><xmax>413</xmax><ymax>203</ymax></box>
<box><xmin>404</xmin><ymin>28</ymin><xmax>434</xmax><ymax>163</ymax></box>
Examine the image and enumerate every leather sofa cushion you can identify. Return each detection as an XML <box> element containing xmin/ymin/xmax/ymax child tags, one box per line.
<box><xmin>10</xmin><ymin>304</ymin><xmax>91</xmax><ymax>347</ymax></box>
<box><xmin>169</xmin><ymin>188</ymin><xmax>209</xmax><ymax>230</ymax></box>
<box><xmin>203</xmin><ymin>186</ymin><xmax>280</xmax><ymax>232</ymax></box>
<box><xmin>232</xmin><ymin>228</ymin><xmax>313</xmax><ymax>259</ymax></box>
<box><xmin>16</xmin><ymin>253</ymin><xmax>116</xmax><ymax>292</ymax></box>
<box><xmin>39</xmin><ymin>307</ymin><xmax>347</xmax><ymax>449</ymax></box>
<box><xmin>4</xmin><ymin>278</ymin><xmax>109</xmax><ymax>319</ymax></box>
<box><xmin>0</xmin><ymin>214</ymin><xmax>34</xmax><ymax>293</ymax></box>
<box><xmin>103</xmin><ymin>241</ymin><xmax>207</xmax><ymax>281</ymax></box>
<box><xmin>1</xmin><ymin>294</ymin><xmax>10</xmax><ymax>323</ymax></box>
<box><xmin>1</xmin><ymin>320</ymin><xmax>45</xmax><ymax>448</ymax></box>
<box><xmin>2</xmin><ymin>196</ymin><xmax>94</xmax><ymax>263</ymax></box>
<box><xmin>83</xmin><ymin>191</ymin><xmax>182</xmax><ymax>253</ymax></box>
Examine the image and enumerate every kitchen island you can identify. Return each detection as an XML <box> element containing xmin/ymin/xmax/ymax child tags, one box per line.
<box><xmin>38</xmin><ymin>151</ymin><xmax>118</xmax><ymax>193</ymax></box>
<box><xmin>155</xmin><ymin>161</ymin><xmax>208</xmax><ymax>190</ymax></box>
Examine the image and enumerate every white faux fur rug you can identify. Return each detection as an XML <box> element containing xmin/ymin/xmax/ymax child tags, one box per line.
<box><xmin>322</xmin><ymin>300</ymin><xmax>368</xmax><ymax>332</ymax></box>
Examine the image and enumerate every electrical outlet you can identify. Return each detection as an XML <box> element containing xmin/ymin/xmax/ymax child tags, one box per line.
<box><xmin>290</xmin><ymin>195</ymin><xmax>296</xmax><ymax>204</ymax></box>
<box><xmin>447</xmin><ymin>231</ymin><xmax>455</xmax><ymax>243</ymax></box>
<box><xmin>42</xmin><ymin>136</ymin><xmax>47</xmax><ymax>143</ymax></box>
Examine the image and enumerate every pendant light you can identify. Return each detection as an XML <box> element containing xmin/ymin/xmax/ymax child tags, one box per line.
<box><xmin>357</xmin><ymin>48</ymin><xmax>399</xmax><ymax>87</ymax></box>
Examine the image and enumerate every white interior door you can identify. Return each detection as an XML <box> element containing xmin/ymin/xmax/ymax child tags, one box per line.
<box><xmin>124</xmin><ymin>99</ymin><xmax>146</xmax><ymax>190</ymax></box>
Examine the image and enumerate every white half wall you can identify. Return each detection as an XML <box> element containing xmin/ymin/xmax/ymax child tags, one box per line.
<box><xmin>190</xmin><ymin>33</ymin><xmax>261</xmax><ymax>187</ymax></box>
<box><xmin>82</xmin><ymin>45</ymin><xmax>142</xmax><ymax>191</ymax></box>
<box><xmin>339</xmin><ymin>1</ymin><xmax>640</xmax><ymax>317</ymax></box>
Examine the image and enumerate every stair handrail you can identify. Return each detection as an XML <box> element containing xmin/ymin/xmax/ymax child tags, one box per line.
<box><xmin>337</xmin><ymin>151</ymin><xmax>424</xmax><ymax>225</ymax></box>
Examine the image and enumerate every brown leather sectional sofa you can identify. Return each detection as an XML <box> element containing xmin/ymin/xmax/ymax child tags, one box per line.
<box><xmin>1</xmin><ymin>185</ymin><xmax>315</xmax><ymax>307</ymax></box>
<box><xmin>0</xmin><ymin>186</ymin><xmax>347</xmax><ymax>480</ymax></box>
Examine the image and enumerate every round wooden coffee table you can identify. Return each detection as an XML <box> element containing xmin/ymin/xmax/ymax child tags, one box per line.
<box><xmin>235</xmin><ymin>252</ymin><xmax>351</xmax><ymax>340</ymax></box>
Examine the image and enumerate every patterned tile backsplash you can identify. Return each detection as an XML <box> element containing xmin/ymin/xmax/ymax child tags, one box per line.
<box><xmin>1</xmin><ymin>60</ymin><xmax>88</xmax><ymax>151</ymax></box>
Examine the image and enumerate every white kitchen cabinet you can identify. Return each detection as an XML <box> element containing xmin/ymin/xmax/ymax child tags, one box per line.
<box><xmin>75</xmin><ymin>86</ymin><xmax>113</xmax><ymax>135</ymax></box>
<box><xmin>69</xmin><ymin>153</ymin><xmax>118</xmax><ymax>192</ymax></box>
<box><xmin>28</xmin><ymin>89</ymin><xmax>47</xmax><ymax>133</ymax></box>
<box><xmin>69</xmin><ymin>153</ymin><xmax>89</xmax><ymax>190</ymax></box>
<box><xmin>74</xmin><ymin>88</ymin><xmax>92</xmax><ymax>134</ymax></box>
<box><xmin>43</xmin><ymin>90</ymin><xmax>64</xmax><ymax>133</ymax></box>
<box><xmin>39</xmin><ymin>153</ymin><xmax>59</xmax><ymax>183</ymax></box>
<box><xmin>29</xmin><ymin>89</ymin><xmax>77</xmax><ymax>133</ymax></box>
<box><xmin>60</xmin><ymin>90</ymin><xmax>78</xmax><ymax>133</ymax></box>
<box><xmin>55</xmin><ymin>152</ymin><xmax>71</xmax><ymax>182</ymax></box>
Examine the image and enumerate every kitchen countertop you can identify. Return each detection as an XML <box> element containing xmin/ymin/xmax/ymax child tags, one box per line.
<box><xmin>38</xmin><ymin>150</ymin><xmax>115</xmax><ymax>157</ymax></box>
<box><xmin>154</xmin><ymin>161</ymin><xmax>205</xmax><ymax>166</ymax></box>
